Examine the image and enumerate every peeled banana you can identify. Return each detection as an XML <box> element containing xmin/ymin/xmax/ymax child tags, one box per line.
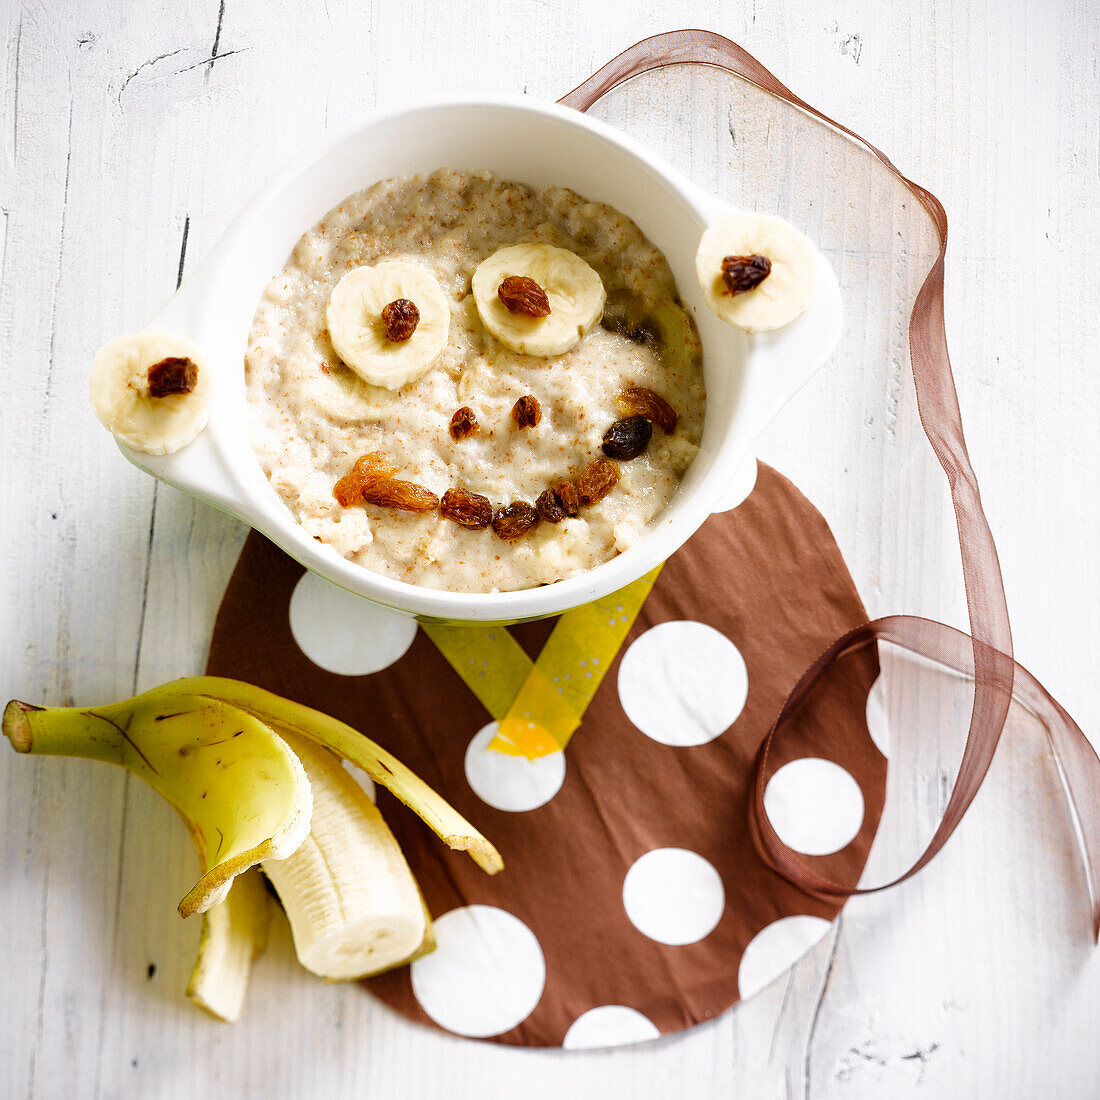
<box><xmin>262</xmin><ymin>732</ymin><xmax>427</xmax><ymax>979</ymax></box>
<box><xmin>472</xmin><ymin>242</ymin><xmax>606</xmax><ymax>356</ymax></box>
<box><xmin>326</xmin><ymin>260</ymin><xmax>451</xmax><ymax>389</ymax></box>
<box><xmin>695</xmin><ymin>211</ymin><xmax>818</xmax><ymax>332</ymax></box>
<box><xmin>90</xmin><ymin>332</ymin><xmax>211</xmax><ymax>454</ymax></box>
<box><xmin>3</xmin><ymin>677</ymin><xmax>502</xmax><ymax>1021</ymax></box>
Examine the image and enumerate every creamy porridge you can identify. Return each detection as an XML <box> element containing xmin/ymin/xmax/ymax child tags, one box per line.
<box><xmin>245</xmin><ymin>169</ymin><xmax>705</xmax><ymax>593</ymax></box>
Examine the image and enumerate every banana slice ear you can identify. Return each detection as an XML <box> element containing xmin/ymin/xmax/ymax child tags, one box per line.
<box><xmin>326</xmin><ymin>260</ymin><xmax>451</xmax><ymax>390</ymax></box>
<box><xmin>472</xmin><ymin>243</ymin><xmax>606</xmax><ymax>356</ymax></box>
<box><xmin>90</xmin><ymin>332</ymin><xmax>211</xmax><ymax>454</ymax></box>
<box><xmin>695</xmin><ymin>212</ymin><xmax>818</xmax><ymax>332</ymax></box>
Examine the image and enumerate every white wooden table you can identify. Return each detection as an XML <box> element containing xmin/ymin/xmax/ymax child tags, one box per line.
<box><xmin>3</xmin><ymin>1</ymin><xmax>1098</xmax><ymax>1096</ymax></box>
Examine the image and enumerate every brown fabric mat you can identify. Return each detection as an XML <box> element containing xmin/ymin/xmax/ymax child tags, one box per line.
<box><xmin>207</xmin><ymin>463</ymin><xmax>885</xmax><ymax>1045</ymax></box>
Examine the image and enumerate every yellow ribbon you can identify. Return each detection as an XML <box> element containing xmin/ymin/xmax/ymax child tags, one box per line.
<box><xmin>423</xmin><ymin>565</ymin><xmax>662</xmax><ymax>759</ymax></box>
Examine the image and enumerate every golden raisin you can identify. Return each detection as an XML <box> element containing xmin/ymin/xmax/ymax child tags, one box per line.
<box><xmin>441</xmin><ymin>488</ymin><xmax>493</xmax><ymax>529</ymax></box>
<box><xmin>362</xmin><ymin>479</ymin><xmax>439</xmax><ymax>513</ymax></box>
<box><xmin>333</xmin><ymin>452</ymin><xmax>398</xmax><ymax>506</ymax></box>
<box><xmin>511</xmin><ymin>395</ymin><xmax>541</xmax><ymax>429</ymax></box>
<box><xmin>491</xmin><ymin>501</ymin><xmax>539</xmax><ymax>540</ymax></box>
<box><xmin>575</xmin><ymin>457</ymin><xmax>620</xmax><ymax>506</ymax></box>
<box><xmin>381</xmin><ymin>298</ymin><xmax>420</xmax><ymax>341</ymax></box>
<box><xmin>148</xmin><ymin>356</ymin><xmax>198</xmax><ymax>397</ymax></box>
<box><xmin>498</xmin><ymin>275</ymin><xmax>551</xmax><ymax>317</ymax></box>
<box><xmin>618</xmin><ymin>386</ymin><xmax>678</xmax><ymax>434</ymax></box>
<box><xmin>602</xmin><ymin>415</ymin><xmax>652</xmax><ymax>461</ymax></box>
<box><xmin>535</xmin><ymin>487</ymin><xmax>567</xmax><ymax>524</ymax></box>
<box><xmin>555</xmin><ymin>481</ymin><xmax>581</xmax><ymax>516</ymax></box>
<box><xmin>720</xmin><ymin>254</ymin><xmax>771</xmax><ymax>295</ymax></box>
<box><xmin>450</xmin><ymin>406</ymin><xmax>479</xmax><ymax>440</ymax></box>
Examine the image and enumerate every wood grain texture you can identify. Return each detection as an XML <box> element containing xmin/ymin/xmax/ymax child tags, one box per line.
<box><xmin>1</xmin><ymin>0</ymin><xmax>1097</xmax><ymax>1096</ymax></box>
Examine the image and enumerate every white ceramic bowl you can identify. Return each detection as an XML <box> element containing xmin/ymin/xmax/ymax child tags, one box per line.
<box><xmin>127</xmin><ymin>95</ymin><xmax>841</xmax><ymax>623</ymax></box>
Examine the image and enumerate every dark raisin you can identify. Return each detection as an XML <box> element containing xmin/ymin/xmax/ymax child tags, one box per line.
<box><xmin>498</xmin><ymin>275</ymin><xmax>551</xmax><ymax>317</ymax></box>
<box><xmin>362</xmin><ymin>479</ymin><xmax>438</xmax><ymax>513</ymax></box>
<box><xmin>720</xmin><ymin>254</ymin><xmax>771</xmax><ymax>296</ymax></box>
<box><xmin>555</xmin><ymin>481</ymin><xmax>580</xmax><ymax>516</ymax></box>
<box><xmin>491</xmin><ymin>501</ymin><xmax>539</xmax><ymax>540</ymax></box>
<box><xmin>333</xmin><ymin>452</ymin><xmax>398</xmax><ymax>506</ymax></box>
<box><xmin>601</xmin><ymin>415</ymin><xmax>652</xmax><ymax>460</ymax></box>
<box><xmin>381</xmin><ymin>298</ymin><xmax>420</xmax><ymax>341</ymax></box>
<box><xmin>535</xmin><ymin>487</ymin><xmax>567</xmax><ymax>524</ymax></box>
<box><xmin>617</xmin><ymin>386</ymin><xmax>678</xmax><ymax>434</ymax></box>
<box><xmin>575</xmin><ymin>457</ymin><xmax>620</xmax><ymax>505</ymax></box>
<box><xmin>449</xmin><ymin>406</ymin><xmax>479</xmax><ymax>440</ymax></box>
<box><xmin>147</xmin><ymin>356</ymin><xmax>198</xmax><ymax>397</ymax></box>
<box><xmin>511</xmin><ymin>395</ymin><xmax>541</xmax><ymax>429</ymax></box>
<box><xmin>441</xmin><ymin>488</ymin><xmax>493</xmax><ymax>529</ymax></box>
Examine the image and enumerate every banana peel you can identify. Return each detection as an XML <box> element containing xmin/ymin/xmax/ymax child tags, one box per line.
<box><xmin>2</xmin><ymin>693</ymin><xmax>312</xmax><ymax>917</ymax></box>
<box><xmin>163</xmin><ymin>677</ymin><xmax>503</xmax><ymax>875</ymax></box>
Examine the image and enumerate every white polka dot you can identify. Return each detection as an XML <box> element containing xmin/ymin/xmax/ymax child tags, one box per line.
<box><xmin>289</xmin><ymin>572</ymin><xmax>417</xmax><ymax>676</ymax></box>
<box><xmin>623</xmin><ymin>848</ymin><xmax>725</xmax><ymax>945</ymax></box>
<box><xmin>764</xmin><ymin>758</ymin><xmax>864</xmax><ymax>856</ymax></box>
<box><xmin>562</xmin><ymin>1005</ymin><xmax>660</xmax><ymax>1050</ymax></box>
<box><xmin>410</xmin><ymin>906</ymin><xmax>545</xmax><ymax>1038</ymax></box>
<box><xmin>738</xmin><ymin>915</ymin><xmax>832</xmax><ymax>1000</ymax></box>
<box><xmin>341</xmin><ymin>759</ymin><xmax>376</xmax><ymax>802</ymax></box>
<box><xmin>618</xmin><ymin>622</ymin><xmax>747</xmax><ymax>746</ymax></box>
<box><xmin>713</xmin><ymin>456</ymin><xmax>758</xmax><ymax>512</ymax></box>
<box><xmin>464</xmin><ymin>722</ymin><xmax>566</xmax><ymax>812</ymax></box>
<box><xmin>865</xmin><ymin>674</ymin><xmax>890</xmax><ymax>757</ymax></box>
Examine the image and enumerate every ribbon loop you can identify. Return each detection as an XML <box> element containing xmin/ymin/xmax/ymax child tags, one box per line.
<box><xmin>562</xmin><ymin>30</ymin><xmax>1100</xmax><ymax>940</ymax></box>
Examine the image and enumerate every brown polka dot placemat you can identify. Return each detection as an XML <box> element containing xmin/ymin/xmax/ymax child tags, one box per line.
<box><xmin>207</xmin><ymin>461</ymin><xmax>885</xmax><ymax>1048</ymax></box>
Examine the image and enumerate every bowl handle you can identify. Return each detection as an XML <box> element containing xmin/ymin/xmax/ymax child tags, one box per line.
<box><xmin>111</xmin><ymin>274</ymin><xmax>262</xmax><ymax>526</ymax></box>
<box><xmin>693</xmin><ymin>191</ymin><xmax>844</xmax><ymax>446</ymax></box>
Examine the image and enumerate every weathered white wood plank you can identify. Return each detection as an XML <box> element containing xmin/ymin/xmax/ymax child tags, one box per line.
<box><xmin>1</xmin><ymin>0</ymin><xmax>1097</xmax><ymax>1096</ymax></box>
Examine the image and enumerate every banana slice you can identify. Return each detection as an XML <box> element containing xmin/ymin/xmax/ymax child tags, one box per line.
<box><xmin>472</xmin><ymin>243</ymin><xmax>605</xmax><ymax>356</ymax></box>
<box><xmin>90</xmin><ymin>332</ymin><xmax>211</xmax><ymax>455</ymax></box>
<box><xmin>326</xmin><ymin>261</ymin><xmax>450</xmax><ymax>390</ymax></box>
<box><xmin>696</xmin><ymin>212</ymin><xmax>818</xmax><ymax>332</ymax></box>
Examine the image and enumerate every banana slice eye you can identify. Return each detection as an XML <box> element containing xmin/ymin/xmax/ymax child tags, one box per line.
<box><xmin>90</xmin><ymin>332</ymin><xmax>211</xmax><ymax>455</ymax></box>
<box><xmin>326</xmin><ymin>261</ymin><xmax>450</xmax><ymax>390</ymax></box>
<box><xmin>696</xmin><ymin>212</ymin><xmax>818</xmax><ymax>332</ymax></box>
<box><xmin>472</xmin><ymin>243</ymin><xmax>606</xmax><ymax>356</ymax></box>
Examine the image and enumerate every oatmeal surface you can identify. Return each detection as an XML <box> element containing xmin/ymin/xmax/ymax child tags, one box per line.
<box><xmin>245</xmin><ymin>169</ymin><xmax>705</xmax><ymax>593</ymax></box>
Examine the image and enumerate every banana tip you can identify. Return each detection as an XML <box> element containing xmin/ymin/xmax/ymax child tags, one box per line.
<box><xmin>2</xmin><ymin>701</ymin><xmax>41</xmax><ymax>753</ymax></box>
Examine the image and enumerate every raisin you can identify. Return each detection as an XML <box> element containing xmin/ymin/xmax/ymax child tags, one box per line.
<box><xmin>511</xmin><ymin>394</ymin><xmax>541</xmax><ymax>428</ymax></box>
<box><xmin>618</xmin><ymin>386</ymin><xmax>678</xmax><ymax>434</ymax></box>
<box><xmin>535</xmin><ymin>487</ymin><xmax>567</xmax><ymax>524</ymax></box>
<box><xmin>381</xmin><ymin>298</ymin><xmax>420</xmax><ymax>341</ymax></box>
<box><xmin>147</xmin><ymin>356</ymin><xmax>198</xmax><ymax>397</ymax></box>
<box><xmin>720</xmin><ymin>254</ymin><xmax>771</xmax><ymax>296</ymax></box>
<box><xmin>498</xmin><ymin>275</ymin><xmax>551</xmax><ymax>317</ymax></box>
<box><xmin>601</xmin><ymin>415</ymin><xmax>652</xmax><ymax>460</ymax></box>
<box><xmin>449</xmin><ymin>406</ymin><xmax>479</xmax><ymax>440</ymax></box>
<box><xmin>555</xmin><ymin>480</ymin><xmax>581</xmax><ymax>516</ymax></box>
<box><xmin>441</xmin><ymin>488</ymin><xmax>493</xmax><ymax>530</ymax></box>
<box><xmin>362</xmin><ymin>479</ymin><xmax>439</xmax><ymax>513</ymax></box>
<box><xmin>333</xmin><ymin>451</ymin><xmax>398</xmax><ymax>506</ymax></box>
<box><xmin>491</xmin><ymin>501</ymin><xmax>539</xmax><ymax>540</ymax></box>
<box><xmin>575</xmin><ymin>457</ymin><xmax>620</xmax><ymax>506</ymax></box>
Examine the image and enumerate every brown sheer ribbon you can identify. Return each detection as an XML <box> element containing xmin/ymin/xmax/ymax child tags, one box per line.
<box><xmin>561</xmin><ymin>29</ymin><xmax>1100</xmax><ymax>940</ymax></box>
